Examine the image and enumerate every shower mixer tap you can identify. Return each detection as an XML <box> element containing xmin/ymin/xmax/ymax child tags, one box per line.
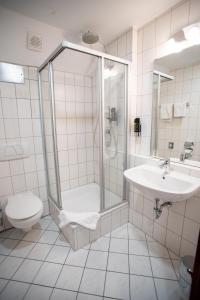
<box><xmin>105</xmin><ymin>106</ymin><xmax>117</xmax><ymax>123</ymax></box>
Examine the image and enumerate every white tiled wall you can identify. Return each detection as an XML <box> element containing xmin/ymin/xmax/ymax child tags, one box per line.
<box><xmin>156</xmin><ymin>63</ymin><xmax>200</xmax><ymax>160</ymax></box>
<box><xmin>0</xmin><ymin>66</ymin><xmax>49</xmax><ymax>225</ymax></box>
<box><xmin>53</xmin><ymin>70</ymin><xmax>96</xmax><ymax>192</ymax></box>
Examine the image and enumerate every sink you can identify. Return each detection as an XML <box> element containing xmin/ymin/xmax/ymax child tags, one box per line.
<box><xmin>124</xmin><ymin>164</ymin><xmax>200</xmax><ymax>202</ymax></box>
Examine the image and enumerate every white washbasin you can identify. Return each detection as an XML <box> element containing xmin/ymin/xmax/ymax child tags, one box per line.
<box><xmin>124</xmin><ymin>164</ymin><xmax>200</xmax><ymax>202</ymax></box>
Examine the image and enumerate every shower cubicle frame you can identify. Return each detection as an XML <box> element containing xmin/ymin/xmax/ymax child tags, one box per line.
<box><xmin>38</xmin><ymin>41</ymin><xmax>129</xmax><ymax>213</ymax></box>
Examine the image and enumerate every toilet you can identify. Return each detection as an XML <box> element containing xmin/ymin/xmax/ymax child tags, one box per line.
<box><xmin>5</xmin><ymin>191</ymin><xmax>43</xmax><ymax>232</ymax></box>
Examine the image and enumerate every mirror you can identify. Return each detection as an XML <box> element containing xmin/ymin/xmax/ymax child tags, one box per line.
<box><xmin>151</xmin><ymin>44</ymin><xmax>200</xmax><ymax>167</ymax></box>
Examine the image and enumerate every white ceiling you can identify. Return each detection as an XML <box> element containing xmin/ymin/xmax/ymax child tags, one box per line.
<box><xmin>0</xmin><ymin>0</ymin><xmax>181</xmax><ymax>45</ymax></box>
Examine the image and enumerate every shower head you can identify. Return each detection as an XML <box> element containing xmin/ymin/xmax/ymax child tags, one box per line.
<box><xmin>82</xmin><ymin>31</ymin><xmax>99</xmax><ymax>44</ymax></box>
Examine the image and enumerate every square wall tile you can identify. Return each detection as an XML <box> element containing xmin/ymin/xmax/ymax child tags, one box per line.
<box><xmin>182</xmin><ymin>218</ymin><xmax>200</xmax><ymax>245</ymax></box>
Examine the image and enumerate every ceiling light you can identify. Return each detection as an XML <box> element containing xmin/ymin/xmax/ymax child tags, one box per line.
<box><xmin>167</xmin><ymin>38</ymin><xmax>186</xmax><ymax>53</ymax></box>
<box><xmin>183</xmin><ymin>23</ymin><xmax>200</xmax><ymax>44</ymax></box>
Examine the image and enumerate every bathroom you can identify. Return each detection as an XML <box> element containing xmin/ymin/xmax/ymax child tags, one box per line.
<box><xmin>0</xmin><ymin>0</ymin><xmax>200</xmax><ymax>299</ymax></box>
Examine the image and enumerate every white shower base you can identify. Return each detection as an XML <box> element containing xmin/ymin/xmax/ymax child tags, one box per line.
<box><xmin>50</xmin><ymin>183</ymin><xmax>128</xmax><ymax>250</ymax></box>
<box><xmin>61</xmin><ymin>183</ymin><xmax>121</xmax><ymax>212</ymax></box>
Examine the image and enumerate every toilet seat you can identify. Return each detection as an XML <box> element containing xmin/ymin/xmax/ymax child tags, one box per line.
<box><xmin>6</xmin><ymin>191</ymin><xmax>43</xmax><ymax>220</ymax></box>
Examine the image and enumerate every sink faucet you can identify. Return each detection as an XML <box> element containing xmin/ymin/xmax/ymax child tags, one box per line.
<box><xmin>159</xmin><ymin>158</ymin><xmax>170</xmax><ymax>178</ymax></box>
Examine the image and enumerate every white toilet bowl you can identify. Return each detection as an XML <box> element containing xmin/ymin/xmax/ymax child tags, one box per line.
<box><xmin>5</xmin><ymin>191</ymin><xmax>43</xmax><ymax>232</ymax></box>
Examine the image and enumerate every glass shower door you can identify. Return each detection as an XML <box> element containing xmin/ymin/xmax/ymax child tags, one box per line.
<box><xmin>103</xmin><ymin>59</ymin><xmax>127</xmax><ymax>210</ymax></box>
<box><xmin>39</xmin><ymin>65</ymin><xmax>62</xmax><ymax>208</ymax></box>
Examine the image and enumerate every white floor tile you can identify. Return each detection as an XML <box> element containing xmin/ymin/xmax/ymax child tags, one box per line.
<box><xmin>33</xmin><ymin>216</ymin><xmax>52</xmax><ymax>230</ymax></box>
<box><xmin>23</xmin><ymin>229</ymin><xmax>44</xmax><ymax>242</ymax></box>
<box><xmin>172</xmin><ymin>259</ymin><xmax>180</xmax><ymax>279</ymax></box>
<box><xmin>128</xmin><ymin>224</ymin><xmax>146</xmax><ymax>240</ymax></box>
<box><xmin>28</xmin><ymin>243</ymin><xmax>52</xmax><ymax>260</ymax></box>
<box><xmin>34</xmin><ymin>261</ymin><xmax>62</xmax><ymax>287</ymax></box>
<box><xmin>0</xmin><ymin>254</ymin><xmax>5</xmax><ymax>264</ymax></box>
<box><xmin>46</xmin><ymin>245</ymin><xmax>70</xmax><ymax>264</ymax></box>
<box><xmin>107</xmin><ymin>252</ymin><xmax>129</xmax><ymax>273</ymax></box>
<box><xmin>13</xmin><ymin>259</ymin><xmax>42</xmax><ymax>283</ymax></box>
<box><xmin>0</xmin><ymin>231</ymin><xmax>12</xmax><ymax>239</ymax></box>
<box><xmin>0</xmin><ymin>219</ymin><xmax>183</xmax><ymax>300</ymax></box>
<box><xmin>168</xmin><ymin>250</ymin><xmax>179</xmax><ymax>260</ymax></box>
<box><xmin>55</xmin><ymin>233</ymin><xmax>70</xmax><ymax>247</ymax></box>
<box><xmin>77</xmin><ymin>293</ymin><xmax>102</xmax><ymax>300</ymax></box>
<box><xmin>24</xmin><ymin>285</ymin><xmax>52</xmax><ymax>300</ymax></box>
<box><xmin>148</xmin><ymin>242</ymin><xmax>169</xmax><ymax>258</ymax></box>
<box><xmin>79</xmin><ymin>269</ymin><xmax>106</xmax><ymax>296</ymax></box>
<box><xmin>39</xmin><ymin>230</ymin><xmax>59</xmax><ymax>244</ymax></box>
<box><xmin>10</xmin><ymin>241</ymin><xmax>35</xmax><ymax>258</ymax></box>
<box><xmin>130</xmin><ymin>275</ymin><xmax>157</xmax><ymax>300</ymax></box>
<box><xmin>109</xmin><ymin>238</ymin><xmax>128</xmax><ymax>254</ymax></box>
<box><xmin>150</xmin><ymin>257</ymin><xmax>177</xmax><ymax>280</ymax></box>
<box><xmin>155</xmin><ymin>278</ymin><xmax>183</xmax><ymax>300</ymax></box>
<box><xmin>50</xmin><ymin>289</ymin><xmax>77</xmax><ymax>300</ymax></box>
<box><xmin>146</xmin><ymin>235</ymin><xmax>156</xmax><ymax>242</ymax></box>
<box><xmin>56</xmin><ymin>265</ymin><xmax>83</xmax><ymax>291</ymax></box>
<box><xmin>65</xmin><ymin>249</ymin><xmax>88</xmax><ymax>267</ymax></box>
<box><xmin>0</xmin><ymin>279</ymin><xmax>8</xmax><ymax>293</ymax></box>
<box><xmin>90</xmin><ymin>237</ymin><xmax>109</xmax><ymax>252</ymax></box>
<box><xmin>0</xmin><ymin>256</ymin><xmax>23</xmax><ymax>279</ymax></box>
<box><xmin>0</xmin><ymin>239</ymin><xmax>19</xmax><ymax>255</ymax></box>
<box><xmin>129</xmin><ymin>240</ymin><xmax>148</xmax><ymax>256</ymax></box>
<box><xmin>0</xmin><ymin>280</ymin><xmax>29</xmax><ymax>300</ymax></box>
<box><xmin>7</xmin><ymin>228</ymin><xmax>25</xmax><ymax>240</ymax></box>
<box><xmin>104</xmin><ymin>271</ymin><xmax>129</xmax><ymax>300</ymax></box>
<box><xmin>129</xmin><ymin>255</ymin><xmax>152</xmax><ymax>276</ymax></box>
<box><xmin>86</xmin><ymin>250</ymin><xmax>108</xmax><ymax>270</ymax></box>
<box><xmin>111</xmin><ymin>224</ymin><xmax>128</xmax><ymax>239</ymax></box>
<box><xmin>47</xmin><ymin>221</ymin><xmax>59</xmax><ymax>232</ymax></box>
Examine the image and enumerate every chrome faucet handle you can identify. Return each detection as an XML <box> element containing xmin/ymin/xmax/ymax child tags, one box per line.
<box><xmin>180</xmin><ymin>153</ymin><xmax>185</xmax><ymax>162</ymax></box>
<box><xmin>159</xmin><ymin>158</ymin><xmax>170</xmax><ymax>168</ymax></box>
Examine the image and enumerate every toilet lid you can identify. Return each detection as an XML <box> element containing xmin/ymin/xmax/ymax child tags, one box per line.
<box><xmin>6</xmin><ymin>191</ymin><xmax>43</xmax><ymax>220</ymax></box>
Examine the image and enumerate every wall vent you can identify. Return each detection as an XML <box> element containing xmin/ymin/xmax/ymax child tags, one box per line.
<box><xmin>27</xmin><ymin>32</ymin><xmax>42</xmax><ymax>52</ymax></box>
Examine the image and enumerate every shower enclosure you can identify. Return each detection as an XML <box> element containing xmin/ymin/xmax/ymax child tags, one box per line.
<box><xmin>38</xmin><ymin>41</ymin><xmax>129</xmax><ymax>217</ymax></box>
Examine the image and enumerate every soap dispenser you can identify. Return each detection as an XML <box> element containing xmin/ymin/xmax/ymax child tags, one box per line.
<box><xmin>134</xmin><ymin>118</ymin><xmax>141</xmax><ymax>136</ymax></box>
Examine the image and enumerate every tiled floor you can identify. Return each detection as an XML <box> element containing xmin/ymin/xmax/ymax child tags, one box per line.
<box><xmin>0</xmin><ymin>216</ymin><xmax>184</xmax><ymax>300</ymax></box>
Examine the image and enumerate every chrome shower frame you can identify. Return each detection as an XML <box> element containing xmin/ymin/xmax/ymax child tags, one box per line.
<box><xmin>38</xmin><ymin>40</ymin><xmax>130</xmax><ymax>212</ymax></box>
